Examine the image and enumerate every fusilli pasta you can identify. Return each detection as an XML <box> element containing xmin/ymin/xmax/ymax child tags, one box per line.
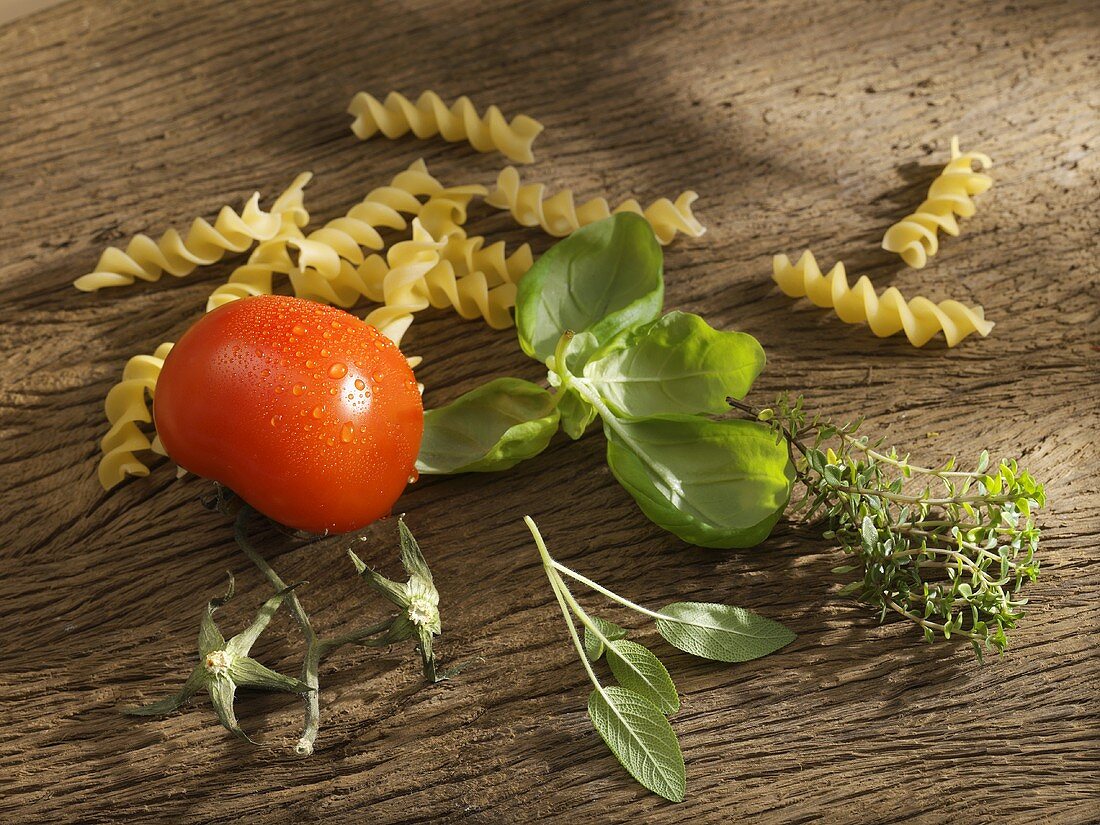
<box><xmin>361</xmin><ymin>216</ymin><xmax>525</xmax><ymax>346</ymax></box>
<box><xmin>348</xmin><ymin>91</ymin><xmax>543</xmax><ymax>164</ymax></box>
<box><xmin>440</xmin><ymin>233</ymin><xmax>532</xmax><ymax>288</ymax></box>
<box><xmin>485</xmin><ymin>166</ymin><xmax>705</xmax><ymax>245</ymax></box>
<box><xmin>772</xmin><ymin>250</ymin><xmax>994</xmax><ymax>347</ymax></box>
<box><xmin>881</xmin><ymin>137</ymin><xmax>993</xmax><ymax>269</ymax></box>
<box><xmin>206</xmin><ymin>160</ymin><xmax>485</xmax><ymax>311</ymax></box>
<box><xmin>75</xmin><ymin>173</ymin><xmax>312</xmax><ymax>292</ymax></box>
<box><xmin>98</xmin><ymin>342</ymin><xmax>175</xmax><ymax>489</ymax></box>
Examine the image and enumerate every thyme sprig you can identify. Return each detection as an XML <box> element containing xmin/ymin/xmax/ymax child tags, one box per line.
<box><xmin>731</xmin><ymin>394</ymin><xmax>1045</xmax><ymax>658</ymax></box>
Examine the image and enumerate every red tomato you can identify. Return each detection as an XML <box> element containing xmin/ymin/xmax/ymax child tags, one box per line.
<box><xmin>154</xmin><ymin>295</ymin><xmax>423</xmax><ymax>534</ymax></box>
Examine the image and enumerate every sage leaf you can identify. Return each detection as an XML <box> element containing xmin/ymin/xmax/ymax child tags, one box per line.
<box><xmin>655</xmin><ymin>602</ymin><xmax>795</xmax><ymax>662</ymax></box>
<box><xmin>515</xmin><ymin>213</ymin><xmax>663</xmax><ymax>367</ymax></box>
<box><xmin>603</xmin><ymin>415</ymin><xmax>794</xmax><ymax>548</ymax></box>
<box><xmin>583</xmin><ymin>311</ymin><xmax>766</xmax><ymax>417</ymax></box>
<box><xmin>605</xmin><ymin>639</ymin><xmax>680</xmax><ymax>714</ymax></box>
<box><xmin>587</xmin><ymin>686</ymin><xmax>686</xmax><ymax>803</ymax></box>
<box><xmin>416</xmin><ymin>378</ymin><xmax>560</xmax><ymax>474</ymax></box>
<box><xmin>583</xmin><ymin>616</ymin><xmax>628</xmax><ymax>661</ymax></box>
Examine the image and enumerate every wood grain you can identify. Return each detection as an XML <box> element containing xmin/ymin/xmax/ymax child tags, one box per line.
<box><xmin>1</xmin><ymin>0</ymin><xmax>1098</xmax><ymax>822</ymax></box>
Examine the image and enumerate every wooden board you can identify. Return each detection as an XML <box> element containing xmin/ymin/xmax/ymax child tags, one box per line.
<box><xmin>1</xmin><ymin>0</ymin><xmax>1097</xmax><ymax>822</ymax></box>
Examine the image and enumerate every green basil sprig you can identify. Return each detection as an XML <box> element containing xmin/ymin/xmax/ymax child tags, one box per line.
<box><xmin>418</xmin><ymin>213</ymin><xmax>793</xmax><ymax>548</ymax></box>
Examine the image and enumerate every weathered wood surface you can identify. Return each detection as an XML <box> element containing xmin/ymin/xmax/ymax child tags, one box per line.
<box><xmin>1</xmin><ymin>0</ymin><xmax>1097</xmax><ymax>822</ymax></box>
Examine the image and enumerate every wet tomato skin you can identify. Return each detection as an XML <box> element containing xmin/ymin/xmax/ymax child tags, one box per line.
<box><xmin>154</xmin><ymin>295</ymin><xmax>423</xmax><ymax>534</ymax></box>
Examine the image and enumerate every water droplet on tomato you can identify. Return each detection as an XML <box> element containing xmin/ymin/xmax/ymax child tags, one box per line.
<box><xmin>292</xmin><ymin>384</ymin><xmax>305</xmax><ymax>396</ymax></box>
<box><xmin>326</xmin><ymin>436</ymin><xmax>335</xmax><ymax>447</ymax></box>
<box><xmin>305</xmin><ymin>359</ymin><xmax>316</xmax><ymax>369</ymax></box>
<box><xmin>292</xmin><ymin>324</ymin><xmax>306</xmax><ymax>336</ymax></box>
<box><xmin>331</xmin><ymin>320</ymin><xmax>342</xmax><ymax>329</ymax></box>
<box><xmin>329</xmin><ymin>387</ymin><xmax>338</xmax><ymax>395</ymax></box>
<box><xmin>312</xmin><ymin>405</ymin><xmax>324</xmax><ymax>419</ymax></box>
<box><xmin>260</xmin><ymin>369</ymin><xmax>270</xmax><ymax>378</ymax></box>
<box><xmin>340</xmin><ymin>422</ymin><xmax>355</xmax><ymax>443</ymax></box>
<box><xmin>328</xmin><ymin>362</ymin><xmax>347</xmax><ymax>379</ymax></box>
<box><xmin>276</xmin><ymin>386</ymin><xmax>285</xmax><ymax>393</ymax></box>
<box><xmin>322</xmin><ymin>330</ymin><xmax>333</xmax><ymax>340</ymax></box>
<box><xmin>407</xmin><ymin>470</ymin><xmax>420</xmax><ymax>484</ymax></box>
<box><xmin>373</xmin><ymin>371</ymin><xmax>385</xmax><ymax>383</ymax></box>
<box><xmin>374</xmin><ymin>340</ymin><xmax>386</xmax><ymax>350</ymax></box>
<box><xmin>320</xmin><ymin>348</ymin><xmax>330</xmax><ymax>357</ymax></box>
<box><xmin>269</xmin><ymin>415</ymin><xmax>281</xmax><ymax>427</ymax></box>
<box><xmin>354</xmin><ymin>378</ymin><xmax>366</xmax><ymax>391</ymax></box>
<box><xmin>295</xmin><ymin>350</ymin><xmax>304</xmax><ymax>358</ymax></box>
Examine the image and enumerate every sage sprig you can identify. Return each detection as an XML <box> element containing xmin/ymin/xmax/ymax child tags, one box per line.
<box><xmin>734</xmin><ymin>394</ymin><xmax>1044</xmax><ymax>657</ymax></box>
<box><xmin>526</xmin><ymin>516</ymin><xmax>794</xmax><ymax>801</ymax></box>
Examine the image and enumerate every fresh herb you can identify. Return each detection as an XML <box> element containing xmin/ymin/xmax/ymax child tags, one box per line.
<box><xmin>418</xmin><ymin>212</ymin><xmax>1045</xmax><ymax>655</ymax></box>
<box><xmin>732</xmin><ymin>394</ymin><xmax>1044</xmax><ymax>657</ymax></box>
<box><xmin>416</xmin><ymin>377</ymin><xmax>559</xmax><ymax>474</ymax></box>
<box><xmin>422</xmin><ymin>214</ymin><xmax>793</xmax><ymax>548</ymax></box>
<box><xmin>127</xmin><ymin>494</ymin><xmax>446</xmax><ymax>754</ymax></box>
<box><xmin>526</xmin><ymin>516</ymin><xmax>795</xmax><ymax>801</ymax></box>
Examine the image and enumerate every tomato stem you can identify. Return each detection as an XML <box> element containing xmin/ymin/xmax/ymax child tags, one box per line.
<box><xmin>233</xmin><ymin>505</ymin><xmax>399</xmax><ymax>755</ymax></box>
<box><xmin>234</xmin><ymin>507</ymin><xmax>323</xmax><ymax>754</ymax></box>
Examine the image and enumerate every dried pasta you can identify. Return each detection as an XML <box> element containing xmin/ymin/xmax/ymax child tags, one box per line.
<box><xmin>291</xmin><ymin>162</ymin><xmax>485</xmax><ymax>282</ymax></box>
<box><xmin>348</xmin><ymin>91</ymin><xmax>543</xmax><ymax>164</ymax></box>
<box><xmin>485</xmin><ymin>166</ymin><xmax>705</xmax><ymax>245</ymax></box>
<box><xmin>75</xmin><ymin>173</ymin><xmax>312</xmax><ymax>292</ymax></box>
<box><xmin>361</xmin><ymin>217</ymin><xmax>525</xmax><ymax>346</ymax></box>
<box><xmin>882</xmin><ymin>137</ymin><xmax>993</xmax><ymax>269</ymax></box>
<box><xmin>206</xmin><ymin>160</ymin><xmax>484</xmax><ymax>311</ymax></box>
<box><xmin>772</xmin><ymin>250</ymin><xmax>994</xmax><ymax>347</ymax></box>
<box><xmin>98</xmin><ymin>343</ymin><xmax>175</xmax><ymax>489</ymax></box>
<box><xmin>440</xmin><ymin>233</ymin><xmax>532</xmax><ymax>288</ymax></box>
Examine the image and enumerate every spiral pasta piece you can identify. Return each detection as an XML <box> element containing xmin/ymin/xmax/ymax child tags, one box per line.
<box><xmin>98</xmin><ymin>343</ymin><xmax>175</xmax><ymax>489</ymax></box>
<box><xmin>360</xmin><ymin>220</ymin><xmax>447</xmax><ymax>345</ymax></box>
<box><xmin>440</xmin><ymin>233</ymin><xmax>532</xmax><ymax>288</ymax></box>
<box><xmin>75</xmin><ymin>173</ymin><xmax>312</xmax><ymax>292</ymax></box>
<box><xmin>289</xmin><ymin>163</ymin><xmax>484</xmax><ymax>281</ymax></box>
<box><xmin>360</xmin><ymin>215</ymin><xmax>524</xmax><ymax>346</ymax></box>
<box><xmin>348</xmin><ymin>90</ymin><xmax>543</xmax><ymax>164</ymax></box>
<box><xmin>772</xmin><ymin>250</ymin><xmax>994</xmax><ymax>347</ymax></box>
<box><xmin>882</xmin><ymin>137</ymin><xmax>993</xmax><ymax>269</ymax></box>
<box><xmin>485</xmin><ymin>166</ymin><xmax>705</xmax><ymax>245</ymax></box>
<box><xmin>206</xmin><ymin>160</ymin><xmax>485</xmax><ymax>311</ymax></box>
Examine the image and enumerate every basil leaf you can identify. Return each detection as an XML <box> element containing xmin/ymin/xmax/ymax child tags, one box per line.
<box><xmin>655</xmin><ymin>602</ymin><xmax>795</xmax><ymax>662</ymax></box>
<box><xmin>603</xmin><ymin>415</ymin><xmax>793</xmax><ymax>548</ymax></box>
<box><xmin>583</xmin><ymin>311</ymin><xmax>766</xmax><ymax>417</ymax></box>
<box><xmin>605</xmin><ymin>639</ymin><xmax>680</xmax><ymax>714</ymax></box>
<box><xmin>416</xmin><ymin>378</ymin><xmax>559</xmax><ymax>474</ymax></box>
<box><xmin>515</xmin><ymin>213</ymin><xmax>663</xmax><ymax>367</ymax></box>
<box><xmin>558</xmin><ymin>389</ymin><xmax>599</xmax><ymax>440</ymax></box>
<box><xmin>587</xmin><ymin>686</ymin><xmax>686</xmax><ymax>803</ymax></box>
<box><xmin>583</xmin><ymin>616</ymin><xmax>628</xmax><ymax>661</ymax></box>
